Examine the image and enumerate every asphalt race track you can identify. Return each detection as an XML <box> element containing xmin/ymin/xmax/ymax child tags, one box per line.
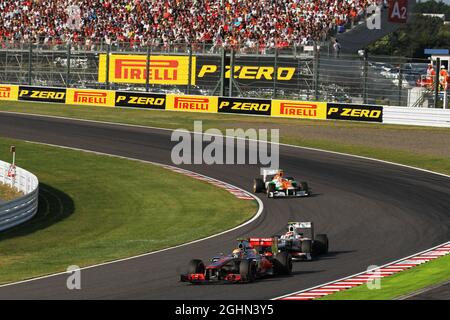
<box><xmin>0</xmin><ymin>112</ymin><xmax>449</xmax><ymax>299</ymax></box>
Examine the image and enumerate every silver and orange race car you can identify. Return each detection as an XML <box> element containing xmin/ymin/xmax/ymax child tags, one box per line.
<box><xmin>180</xmin><ymin>237</ymin><xmax>292</xmax><ymax>284</ymax></box>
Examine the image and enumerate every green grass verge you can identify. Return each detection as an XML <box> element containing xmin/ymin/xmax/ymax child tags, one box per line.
<box><xmin>1</xmin><ymin>100</ymin><xmax>450</xmax><ymax>175</ymax></box>
<box><xmin>0</xmin><ymin>138</ymin><xmax>256</xmax><ymax>284</ymax></box>
<box><xmin>0</xmin><ymin>100</ymin><xmax>449</xmax><ymax>298</ymax></box>
<box><xmin>0</xmin><ymin>183</ymin><xmax>23</xmax><ymax>201</ymax></box>
<box><xmin>320</xmin><ymin>253</ymin><xmax>450</xmax><ymax>300</ymax></box>
<box><xmin>2</xmin><ymin>100</ymin><xmax>450</xmax><ymax>132</ymax></box>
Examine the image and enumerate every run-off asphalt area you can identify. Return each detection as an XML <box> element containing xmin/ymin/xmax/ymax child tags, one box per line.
<box><xmin>0</xmin><ymin>113</ymin><xmax>448</xmax><ymax>299</ymax></box>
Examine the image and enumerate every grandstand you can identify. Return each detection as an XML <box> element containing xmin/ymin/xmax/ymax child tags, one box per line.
<box><xmin>0</xmin><ymin>0</ymin><xmax>379</xmax><ymax>51</ymax></box>
<box><xmin>1</xmin><ymin>0</ymin><xmax>443</xmax><ymax>108</ymax></box>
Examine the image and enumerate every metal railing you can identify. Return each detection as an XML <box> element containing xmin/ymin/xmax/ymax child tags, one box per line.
<box><xmin>384</xmin><ymin>106</ymin><xmax>450</xmax><ymax>127</ymax></box>
<box><xmin>0</xmin><ymin>41</ymin><xmax>448</xmax><ymax>108</ymax></box>
<box><xmin>0</xmin><ymin>160</ymin><xmax>39</xmax><ymax>231</ymax></box>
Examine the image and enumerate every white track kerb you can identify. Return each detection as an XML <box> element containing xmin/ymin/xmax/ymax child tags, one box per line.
<box><xmin>0</xmin><ymin>111</ymin><xmax>449</xmax><ymax>297</ymax></box>
<box><xmin>274</xmin><ymin>241</ymin><xmax>450</xmax><ymax>300</ymax></box>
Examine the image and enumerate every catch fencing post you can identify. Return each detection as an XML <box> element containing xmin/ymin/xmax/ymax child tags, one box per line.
<box><xmin>313</xmin><ymin>43</ymin><xmax>319</xmax><ymax>101</ymax></box>
<box><xmin>273</xmin><ymin>47</ymin><xmax>278</xmax><ymax>99</ymax></box>
<box><xmin>398</xmin><ymin>64</ymin><xmax>403</xmax><ymax>106</ymax></box>
<box><xmin>145</xmin><ymin>45</ymin><xmax>151</xmax><ymax>92</ymax></box>
<box><xmin>229</xmin><ymin>49</ymin><xmax>235</xmax><ymax>97</ymax></box>
<box><xmin>187</xmin><ymin>44</ymin><xmax>192</xmax><ymax>94</ymax></box>
<box><xmin>4</xmin><ymin>46</ymin><xmax>8</xmax><ymax>82</ymax></box>
<box><xmin>27</xmin><ymin>42</ymin><xmax>32</xmax><ymax>85</ymax></box>
<box><xmin>363</xmin><ymin>50</ymin><xmax>368</xmax><ymax>104</ymax></box>
<box><xmin>220</xmin><ymin>47</ymin><xmax>226</xmax><ymax>96</ymax></box>
<box><xmin>106</xmin><ymin>44</ymin><xmax>111</xmax><ymax>90</ymax></box>
<box><xmin>434</xmin><ymin>58</ymin><xmax>440</xmax><ymax>109</ymax></box>
<box><xmin>66</xmin><ymin>43</ymin><xmax>71</xmax><ymax>87</ymax></box>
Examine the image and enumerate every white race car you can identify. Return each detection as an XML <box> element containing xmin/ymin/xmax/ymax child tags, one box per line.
<box><xmin>253</xmin><ymin>169</ymin><xmax>310</xmax><ymax>198</ymax></box>
<box><xmin>275</xmin><ymin>222</ymin><xmax>328</xmax><ymax>260</ymax></box>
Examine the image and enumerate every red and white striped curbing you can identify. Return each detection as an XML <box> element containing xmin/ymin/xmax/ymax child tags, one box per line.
<box><xmin>161</xmin><ymin>165</ymin><xmax>254</xmax><ymax>200</ymax></box>
<box><xmin>275</xmin><ymin>241</ymin><xmax>450</xmax><ymax>300</ymax></box>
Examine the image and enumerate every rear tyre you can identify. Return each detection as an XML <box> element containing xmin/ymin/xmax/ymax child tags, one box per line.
<box><xmin>315</xmin><ymin>234</ymin><xmax>329</xmax><ymax>254</ymax></box>
<box><xmin>188</xmin><ymin>259</ymin><xmax>205</xmax><ymax>274</ymax></box>
<box><xmin>239</xmin><ymin>259</ymin><xmax>256</xmax><ymax>282</ymax></box>
<box><xmin>253</xmin><ymin>178</ymin><xmax>265</xmax><ymax>193</ymax></box>
<box><xmin>301</xmin><ymin>240</ymin><xmax>312</xmax><ymax>254</ymax></box>
<box><xmin>300</xmin><ymin>181</ymin><xmax>309</xmax><ymax>193</ymax></box>
<box><xmin>274</xmin><ymin>252</ymin><xmax>292</xmax><ymax>275</ymax></box>
<box><xmin>267</xmin><ymin>183</ymin><xmax>275</xmax><ymax>198</ymax></box>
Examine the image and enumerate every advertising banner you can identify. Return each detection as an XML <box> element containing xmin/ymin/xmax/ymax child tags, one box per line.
<box><xmin>98</xmin><ymin>54</ymin><xmax>304</xmax><ymax>89</ymax></box>
<box><xmin>98</xmin><ymin>54</ymin><xmax>196</xmax><ymax>85</ymax></box>
<box><xmin>18</xmin><ymin>86</ymin><xmax>66</xmax><ymax>103</ymax></box>
<box><xmin>271</xmin><ymin>100</ymin><xmax>327</xmax><ymax>119</ymax></box>
<box><xmin>327</xmin><ymin>103</ymin><xmax>383</xmax><ymax>122</ymax></box>
<box><xmin>197</xmin><ymin>55</ymin><xmax>298</xmax><ymax>88</ymax></box>
<box><xmin>115</xmin><ymin>91</ymin><xmax>166</xmax><ymax>109</ymax></box>
<box><xmin>218</xmin><ymin>97</ymin><xmax>272</xmax><ymax>115</ymax></box>
<box><xmin>166</xmin><ymin>94</ymin><xmax>218</xmax><ymax>113</ymax></box>
<box><xmin>0</xmin><ymin>84</ymin><xmax>19</xmax><ymax>101</ymax></box>
<box><xmin>66</xmin><ymin>88</ymin><xmax>115</xmax><ymax>107</ymax></box>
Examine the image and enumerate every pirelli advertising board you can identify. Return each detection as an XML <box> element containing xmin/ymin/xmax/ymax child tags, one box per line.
<box><xmin>66</xmin><ymin>88</ymin><xmax>115</xmax><ymax>107</ymax></box>
<box><xmin>18</xmin><ymin>86</ymin><xmax>66</xmax><ymax>103</ymax></box>
<box><xmin>0</xmin><ymin>84</ymin><xmax>19</xmax><ymax>101</ymax></box>
<box><xmin>271</xmin><ymin>100</ymin><xmax>327</xmax><ymax>119</ymax></box>
<box><xmin>1</xmin><ymin>83</ymin><xmax>386</xmax><ymax>125</ymax></box>
<box><xmin>327</xmin><ymin>103</ymin><xmax>383</xmax><ymax>122</ymax></box>
<box><xmin>98</xmin><ymin>54</ymin><xmax>301</xmax><ymax>89</ymax></box>
<box><xmin>218</xmin><ymin>97</ymin><xmax>271</xmax><ymax>115</ymax></box>
<box><xmin>115</xmin><ymin>91</ymin><xmax>166</xmax><ymax>109</ymax></box>
<box><xmin>98</xmin><ymin>54</ymin><xmax>196</xmax><ymax>85</ymax></box>
<box><xmin>166</xmin><ymin>94</ymin><xmax>218</xmax><ymax>113</ymax></box>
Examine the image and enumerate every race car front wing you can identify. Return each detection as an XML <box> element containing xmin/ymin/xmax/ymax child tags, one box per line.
<box><xmin>268</xmin><ymin>189</ymin><xmax>309</xmax><ymax>198</ymax></box>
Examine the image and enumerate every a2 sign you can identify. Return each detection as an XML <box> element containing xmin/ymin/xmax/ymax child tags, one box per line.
<box><xmin>388</xmin><ymin>0</ymin><xmax>409</xmax><ymax>24</ymax></box>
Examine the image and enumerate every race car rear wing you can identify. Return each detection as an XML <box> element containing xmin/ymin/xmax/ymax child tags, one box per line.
<box><xmin>288</xmin><ymin>221</ymin><xmax>312</xmax><ymax>229</ymax></box>
<box><xmin>287</xmin><ymin>222</ymin><xmax>314</xmax><ymax>239</ymax></box>
<box><xmin>248</xmin><ymin>237</ymin><xmax>278</xmax><ymax>254</ymax></box>
<box><xmin>262</xmin><ymin>169</ymin><xmax>280</xmax><ymax>182</ymax></box>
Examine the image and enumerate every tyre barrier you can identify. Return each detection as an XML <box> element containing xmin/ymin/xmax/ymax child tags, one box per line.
<box><xmin>0</xmin><ymin>160</ymin><xmax>39</xmax><ymax>231</ymax></box>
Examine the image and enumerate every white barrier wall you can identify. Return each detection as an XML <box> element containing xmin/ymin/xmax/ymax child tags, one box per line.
<box><xmin>384</xmin><ymin>106</ymin><xmax>450</xmax><ymax>128</ymax></box>
<box><xmin>0</xmin><ymin>160</ymin><xmax>39</xmax><ymax>231</ymax></box>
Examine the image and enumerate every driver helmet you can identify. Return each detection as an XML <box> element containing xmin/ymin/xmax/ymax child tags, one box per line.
<box><xmin>232</xmin><ymin>248</ymin><xmax>241</xmax><ymax>258</ymax></box>
<box><xmin>278</xmin><ymin>170</ymin><xmax>284</xmax><ymax>177</ymax></box>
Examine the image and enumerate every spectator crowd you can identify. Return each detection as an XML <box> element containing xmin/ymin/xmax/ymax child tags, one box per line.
<box><xmin>0</xmin><ymin>0</ymin><xmax>381</xmax><ymax>52</ymax></box>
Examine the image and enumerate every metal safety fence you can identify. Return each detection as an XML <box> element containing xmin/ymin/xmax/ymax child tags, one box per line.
<box><xmin>0</xmin><ymin>160</ymin><xmax>39</xmax><ymax>231</ymax></box>
<box><xmin>0</xmin><ymin>42</ymin><xmax>448</xmax><ymax>108</ymax></box>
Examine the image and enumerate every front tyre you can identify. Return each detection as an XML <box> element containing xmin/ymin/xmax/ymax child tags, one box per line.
<box><xmin>239</xmin><ymin>259</ymin><xmax>256</xmax><ymax>282</ymax></box>
<box><xmin>188</xmin><ymin>259</ymin><xmax>205</xmax><ymax>274</ymax></box>
<box><xmin>267</xmin><ymin>183</ymin><xmax>275</xmax><ymax>198</ymax></box>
